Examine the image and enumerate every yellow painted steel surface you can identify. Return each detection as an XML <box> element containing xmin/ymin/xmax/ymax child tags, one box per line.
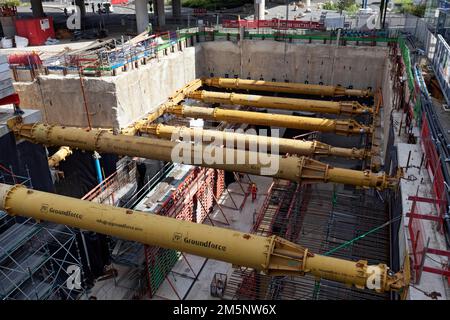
<box><xmin>168</xmin><ymin>105</ymin><xmax>372</xmax><ymax>136</ymax></box>
<box><xmin>48</xmin><ymin>146</ymin><xmax>73</xmax><ymax>167</ymax></box>
<box><xmin>0</xmin><ymin>183</ymin><xmax>407</xmax><ymax>292</ymax></box>
<box><xmin>203</xmin><ymin>77</ymin><xmax>373</xmax><ymax>97</ymax></box>
<box><xmin>143</xmin><ymin>123</ymin><xmax>368</xmax><ymax>159</ymax></box>
<box><xmin>187</xmin><ymin>90</ymin><xmax>372</xmax><ymax>116</ymax></box>
<box><xmin>120</xmin><ymin>79</ymin><xmax>203</xmax><ymax>136</ymax></box>
<box><xmin>13</xmin><ymin>123</ymin><xmax>396</xmax><ymax>189</ymax></box>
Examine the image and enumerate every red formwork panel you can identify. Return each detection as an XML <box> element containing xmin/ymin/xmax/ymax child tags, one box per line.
<box><xmin>15</xmin><ymin>17</ymin><xmax>55</xmax><ymax>46</ymax></box>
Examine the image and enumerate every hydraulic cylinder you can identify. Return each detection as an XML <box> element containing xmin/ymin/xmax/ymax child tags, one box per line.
<box><xmin>203</xmin><ymin>77</ymin><xmax>373</xmax><ymax>97</ymax></box>
<box><xmin>13</xmin><ymin>122</ymin><xmax>396</xmax><ymax>190</ymax></box>
<box><xmin>142</xmin><ymin>123</ymin><xmax>369</xmax><ymax>159</ymax></box>
<box><xmin>168</xmin><ymin>105</ymin><xmax>372</xmax><ymax>136</ymax></box>
<box><xmin>187</xmin><ymin>90</ymin><xmax>372</xmax><ymax>116</ymax></box>
<box><xmin>0</xmin><ymin>183</ymin><xmax>407</xmax><ymax>293</ymax></box>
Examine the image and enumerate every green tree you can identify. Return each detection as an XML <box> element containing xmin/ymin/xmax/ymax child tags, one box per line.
<box><xmin>0</xmin><ymin>0</ymin><xmax>21</xmax><ymax>7</ymax></box>
<box><xmin>395</xmin><ymin>0</ymin><xmax>426</xmax><ymax>17</ymax></box>
<box><xmin>337</xmin><ymin>0</ymin><xmax>356</xmax><ymax>11</ymax></box>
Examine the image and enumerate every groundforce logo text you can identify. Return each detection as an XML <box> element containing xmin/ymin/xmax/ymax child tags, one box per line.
<box><xmin>184</xmin><ymin>237</ymin><xmax>226</xmax><ymax>252</ymax></box>
<box><xmin>41</xmin><ymin>204</ymin><xmax>83</xmax><ymax>220</ymax></box>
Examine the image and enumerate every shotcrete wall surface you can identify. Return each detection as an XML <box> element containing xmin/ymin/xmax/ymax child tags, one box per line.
<box><xmin>196</xmin><ymin>40</ymin><xmax>389</xmax><ymax>89</ymax></box>
<box><xmin>13</xmin><ymin>40</ymin><xmax>389</xmax><ymax>129</ymax></box>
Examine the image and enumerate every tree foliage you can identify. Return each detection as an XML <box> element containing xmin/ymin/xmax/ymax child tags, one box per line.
<box><xmin>322</xmin><ymin>0</ymin><xmax>358</xmax><ymax>14</ymax></box>
<box><xmin>0</xmin><ymin>0</ymin><xmax>21</xmax><ymax>7</ymax></box>
<box><xmin>395</xmin><ymin>0</ymin><xmax>426</xmax><ymax>17</ymax></box>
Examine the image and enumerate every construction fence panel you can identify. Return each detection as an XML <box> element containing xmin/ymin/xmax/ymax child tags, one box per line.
<box><xmin>407</xmin><ymin>200</ymin><xmax>427</xmax><ymax>283</ymax></box>
<box><xmin>420</xmin><ymin>113</ymin><xmax>447</xmax><ymax>221</ymax></box>
<box><xmin>432</xmin><ymin>35</ymin><xmax>450</xmax><ymax>105</ymax></box>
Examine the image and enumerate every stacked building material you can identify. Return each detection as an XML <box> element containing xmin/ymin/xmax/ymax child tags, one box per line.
<box><xmin>142</xmin><ymin>165</ymin><xmax>225</xmax><ymax>298</ymax></box>
<box><xmin>196</xmin><ymin>169</ymin><xmax>215</xmax><ymax>222</ymax></box>
<box><xmin>0</xmin><ymin>55</ymin><xmax>14</xmax><ymax>100</ymax></box>
<box><xmin>215</xmin><ymin>169</ymin><xmax>225</xmax><ymax>199</ymax></box>
<box><xmin>176</xmin><ymin>197</ymin><xmax>194</xmax><ymax>222</ymax></box>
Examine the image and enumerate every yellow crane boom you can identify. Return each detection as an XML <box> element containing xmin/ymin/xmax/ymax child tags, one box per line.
<box><xmin>0</xmin><ymin>183</ymin><xmax>407</xmax><ymax>293</ymax></box>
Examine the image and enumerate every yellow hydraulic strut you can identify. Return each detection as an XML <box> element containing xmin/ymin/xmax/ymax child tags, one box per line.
<box><xmin>48</xmin><ymin>146</ymin><xmax>73</xmax><ymax>168</ymax></box>
<box><xmin>12</xmin><ymin>122</ymin><xmax>396</xmax><ymax>190</ymax></box>
<box><xmin>142</xmin><ymin>123</ymin><xmax>369</xmax><ymax>159</ymax></box>
<box><xmin>167</xmin><ymin>105</ymin><xmax>372</xmax><ymax>136</ymax></box>
<box><xmin>0</xmin><ymin>183</ymin><xmax>408</xmax><ymax>293</ymax></box>
<box><xmin>187</xmin><ymin>90</ymin><xmax>372</xmax><ymax>116</ymax></box>
<box><xmin>203</xmin><ymin>77</ymin><xmax>373</xmax><ymax>97</ymax></box>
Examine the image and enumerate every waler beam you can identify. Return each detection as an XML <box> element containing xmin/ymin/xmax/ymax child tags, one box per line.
<box><xmin>0</xmin><ymin>183</ymin><xmax>408</xmax><ymax>293</ymax></box>
<box><xmin>167</xmin><ymin>105</ymin><xmax>372</xmax><ymax>136</ymax></box>
<box><xmin>12</xmin><ymin>122</ymin><xmax>396</xmax><ymax>189</ymax></box>
<box><xmin>142</xmin><ymin>123</ymin><xmax>369</xmax><ymax>159</ymax></box>
<box><xmin>203</xmin><ymin>77</ymin><xmax>373</xmax><ymax>97</ymax></box>
<box><xmin>187</xmin><ymin>90</ymin><xmax>372</xmax><ymax>116</ymax></box>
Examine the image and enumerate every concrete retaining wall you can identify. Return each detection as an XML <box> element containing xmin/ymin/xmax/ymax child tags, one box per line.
<box><xmin>14</xmin><ymin>40</ymin><xmax>389</xmax><ymax>129</ymax></box>
<box><xmin>196</xmin><ymin>40</ymin><xmax>389</xmax><ymax>89</ymax></box>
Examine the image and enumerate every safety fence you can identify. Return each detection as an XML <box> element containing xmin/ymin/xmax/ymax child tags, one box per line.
<box><xmin>10</xmin><ymin>29</ymin><xmax>196</xmax><ymax>78</ymax></box>
<box><xmin>420</xmin><ymin>114</ymin><xmax>448</xmax><ymax>222</ymax></box>
<box><xmin>407</xmin><ymin>195</ymin><xmax>450</xmax><ymax>283</ymax></box>
<box><xmin>432</xmin><ymin>35</ymin><xmax>450</xmax><ymax>105</ymax></box>
<box><xmin>10</xmin><ymin>24</ymin><xmax>406</xmax><ymax>80</ymax></box>
<box><xmin>395</xmin><ymin>21</ymin><xmax>450</xmax><ymax>285</ymax></box>
<box><xmin>81</xmin><ymin>159</ymin><xmax>137</xmax><ymax>206</ymax></box>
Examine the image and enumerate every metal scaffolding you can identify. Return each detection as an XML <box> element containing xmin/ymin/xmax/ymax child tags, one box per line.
<box><xmin>0</xmin><ymin>170</ymin><xmax>85</xmax><ymax>300</ymax></box>
<box><xmin>224</xmin><ymin>181</ymin><xmax>391</xmax><ymax>300</ymax></box>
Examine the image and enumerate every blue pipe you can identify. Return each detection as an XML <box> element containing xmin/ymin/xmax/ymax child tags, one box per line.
<box><xmin>93</xmin><ymin>153</ymin><xmax>103</xmax><ymax>184</ymax></box>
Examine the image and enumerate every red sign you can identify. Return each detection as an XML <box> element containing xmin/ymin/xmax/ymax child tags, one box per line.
<box><xmin>222</xmin><ymin>19</ymin><xmax>324</xmax><ymax>30</ymax></box>
<box><xmin>111</xmin><ymin>0</ymin><xmax>129</xmax><ymax>4</ymax></box>
<box><xmin>193</xmin><ymin>8</ymin><xmax>207</xmax><ymax>16</ymax></box>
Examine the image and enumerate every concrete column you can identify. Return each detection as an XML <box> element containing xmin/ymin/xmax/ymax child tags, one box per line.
<box><xmin>155</xmin><ymin>0</ymin><xmax>166</xmax><ymax>27</ymax></box>
<box><xmin>254</xmin><ymin>0</ymin><xmax>265</xmax><ymax>20</ymax></box>
<box><xmin>172</xmin><ymin>0</ymin><xmax>181</xmax><ymax>18</ymax></box>
<box><xmin>30</xmin><ymin>0</ymin><xmax>45</xmax><ymax>17</ymax></box>
<box><xmin>135</xmin><ymin>0</ymin><xmax>149</xmax><ymax>34</ymax></box>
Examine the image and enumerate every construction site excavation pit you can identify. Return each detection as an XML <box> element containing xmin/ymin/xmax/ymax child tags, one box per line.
<box><xmin>0</xmin><ymin>36</ymin><xmax>411</xmax><ymax>301</ymax></box>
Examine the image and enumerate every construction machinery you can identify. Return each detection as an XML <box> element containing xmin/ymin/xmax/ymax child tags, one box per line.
<box><xmin>167</xmin><ymin>105</ymin><xmax>372</xmax><ymax>136</ymax></box>
<box><xmin>142</xmin><ymin>123</ymin><xmax>369</xmax><ymax>159</ymax></box>
<box><xmin>12</xmin><ymin>122</ymin><xmax>396</xmax><ymax>189</ymax></box>
<box><xmin>187</xmin><ymin>90</ymin><xmax>372</xmax><ymax>116</ymax></box>
<box><xmin>0</xmin><ymin>183</ymin><xmax>408</xmax><ymax>294</ymax></box>
<box><xmin>203</xmin><ymin>77</ymin><xmax>373</xmax><ymax>97</ymax></box>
